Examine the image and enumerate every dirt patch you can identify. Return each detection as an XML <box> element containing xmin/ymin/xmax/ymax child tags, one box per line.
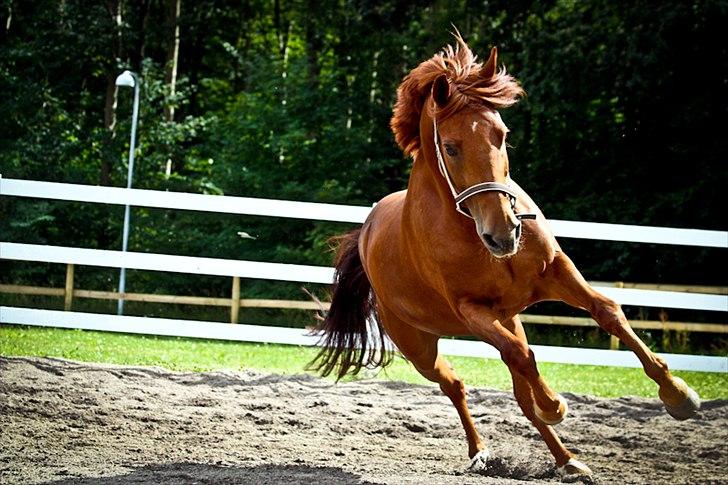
<box><xmin>0</xmin><ymin>357</ymin><xmax>726</xmax><ymax>484</ymax></box>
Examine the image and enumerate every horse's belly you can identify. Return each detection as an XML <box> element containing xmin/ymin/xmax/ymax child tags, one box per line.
<box><xmin>375</xmin><ymin>282</ymin><xmax>469</xmax><ymax>336</ymax></box>
<box><xmin>367</xmin><ymin>249</ymin><xmax>537</xmax><ymax>336</ymax></box>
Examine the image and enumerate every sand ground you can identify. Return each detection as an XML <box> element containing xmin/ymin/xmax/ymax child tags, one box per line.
<box><xmin>1</xmin><ymin>356</ymin><xmax>726</xmax><ymax>484</ymax></box>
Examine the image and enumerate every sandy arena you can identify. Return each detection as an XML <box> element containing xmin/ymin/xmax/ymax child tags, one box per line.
<box><xmin>0</xmin><ymin>356</ymin><xmax>726</xmax><ymax>484</ymax></box>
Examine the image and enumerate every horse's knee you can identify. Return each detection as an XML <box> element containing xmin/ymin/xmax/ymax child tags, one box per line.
<box><xmin>592</xmin><ymin>299</ymin><xmax>626</xmax><ymax>335</ymax></box>
<box><xmin>500</xmin><ymin>343</ymin><xmax>536</xmax><ymax>377</ymax></box>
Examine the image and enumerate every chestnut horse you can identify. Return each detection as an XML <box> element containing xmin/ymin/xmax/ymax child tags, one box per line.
<box><xmin>310</xmin><ymin>36</ymin><xmax>700</xmax><ymax>479</ymax></box>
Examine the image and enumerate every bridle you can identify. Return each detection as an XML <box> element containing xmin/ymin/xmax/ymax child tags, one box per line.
<box><xmin>433</xmin><ymin>116</ymin><xmax>537</xmax><ymax>223</ymax></box>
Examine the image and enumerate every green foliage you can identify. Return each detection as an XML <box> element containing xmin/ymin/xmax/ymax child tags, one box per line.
<box><xmin>503</xmin><ymin>0</ymin><xmax>728</xmax><ymax>285</ymax></box>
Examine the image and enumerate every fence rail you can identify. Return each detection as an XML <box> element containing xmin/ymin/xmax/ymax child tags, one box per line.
<box><xmin>2</xmin><ymin>283</ymin><xmax>726</xmax><ymax>335</ymax></box>
<box><xmin>3</xmin><ymin>242</ymin><xmax>726</xmax><ymax>312</ymax></box>
<box><xmin>2</xmin><ymin>306</ymin><xmax>726</xmax><ymax>372</ymax></box>
<box><xmin>2</xmin><ymin>177</ymin><xmax>727</xmax><ymax>247</ymax></box>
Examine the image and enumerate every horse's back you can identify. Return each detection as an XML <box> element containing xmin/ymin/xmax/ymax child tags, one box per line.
<box><xmin>359</xmin><ymin>190</ymin><xmax>407</xmax><ymax>262</ymax></box>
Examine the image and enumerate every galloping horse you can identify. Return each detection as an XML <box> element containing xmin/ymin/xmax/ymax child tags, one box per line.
<box><xmin>310</xmin><ymin>36</ymin><xmax>700</xmax><ymax>478</ymax></box>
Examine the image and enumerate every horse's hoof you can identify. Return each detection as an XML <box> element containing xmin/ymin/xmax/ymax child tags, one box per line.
<box><xmin>535</xmin><ymin>394</ymin><xmax>568</xmax><ymax>425</ymax></box>
<box><xmin>557</xmin><ymin>458</ymin><xmax>593</xmax><ymax>483</ymax></box>
<box><xmin>467</xmin><ymin>448</ymin><xmax>491</xmax><ymax>472</ymax></box>
<box><xmin>660</xmin><ymin>377</ymin><xmax>701</xmax><ymax>420</ymax></box>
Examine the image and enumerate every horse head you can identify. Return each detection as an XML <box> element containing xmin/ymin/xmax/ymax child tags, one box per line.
<box><xmin>391</xmin><ymin>37</ymin><xmax>527</xmax><ymax>258</ymax></box>
<box><xmin>430</xmin><ymin>46</ymin><xmax>527</xmax><ymax>258</ymax></box>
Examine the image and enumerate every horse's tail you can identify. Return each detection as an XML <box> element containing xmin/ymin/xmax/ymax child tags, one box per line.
<box><xmin>307</xmin><ymin>228</ymin><xmax>392</xmax><ymax>381</ymax></box>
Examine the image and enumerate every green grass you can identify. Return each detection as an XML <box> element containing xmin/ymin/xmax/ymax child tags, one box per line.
<box><xmin>1</xmin><ymin>325</ymin><xmax>726</xmax><ymax>399</ymax></box>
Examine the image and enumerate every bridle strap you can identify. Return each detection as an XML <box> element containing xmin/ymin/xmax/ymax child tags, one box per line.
<box><xmin>454</xmin><ymin>182</ymin><xmax>518</xmax><ymax>206</ymax></box>
<box><xmin>433</xmin><ymin>115</ymin><xmax>536</xmax><ymax>221</ymax></box>
<box><xmin>433</xmin><ymin>117</ymin><xmax>460</xmax><ymax>200</ymax></box>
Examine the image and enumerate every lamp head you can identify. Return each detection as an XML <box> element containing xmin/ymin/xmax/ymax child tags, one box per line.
<box><xmin>115</xmin><ymin>70</ymin><xmax>136</xmax><ymax>88</ymax></box>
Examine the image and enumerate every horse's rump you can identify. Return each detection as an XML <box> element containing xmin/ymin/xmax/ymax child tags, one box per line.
<box><xmin>308</xmin><ymin>229</ymin><xmax>393</xmax><ymax>380</ymax></box>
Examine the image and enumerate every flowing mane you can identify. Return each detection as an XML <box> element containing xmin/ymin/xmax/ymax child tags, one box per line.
<box><xmin>391</xmin><ymin>35</ymin><xmax>524</xmax><ymax>158</ymax></box>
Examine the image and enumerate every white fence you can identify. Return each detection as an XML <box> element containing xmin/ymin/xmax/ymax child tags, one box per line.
<box><xmin>1</xmin><ymin>177</ymin><xmax>727</xmax><ymax>372</ymax></box>
<box><xmin>3</xmin><ymin>177</ymin><xmax>726</xmax><ymax>246</ymax></box>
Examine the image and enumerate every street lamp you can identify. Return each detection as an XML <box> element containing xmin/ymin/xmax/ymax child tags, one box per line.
<box><xmin>115</xmin><ymin>70</ymin><xmax>140</xmax><ymax>315</ymax></box>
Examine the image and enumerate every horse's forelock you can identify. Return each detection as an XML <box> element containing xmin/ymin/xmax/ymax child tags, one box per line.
<box><xmin>390</xmin><ymin>37</ymin><xmax>524</xmax><ymax>158</ymax></box>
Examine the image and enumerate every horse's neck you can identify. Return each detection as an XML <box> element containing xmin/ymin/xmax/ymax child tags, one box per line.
<box><xmin>402</xmin><ymin>136</ymin><xmax>471</xmax><ymax>239</ymax></box>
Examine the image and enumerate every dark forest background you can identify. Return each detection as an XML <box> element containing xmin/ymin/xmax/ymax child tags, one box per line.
<box><xmin>0</xmin><ymin>1</ymin><xmax>726</xmax><ymax>352</ymax></box>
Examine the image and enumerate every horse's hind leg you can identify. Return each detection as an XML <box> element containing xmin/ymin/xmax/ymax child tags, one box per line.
<box><xmin>378</xmin><ymin>308</ymin><xmax>486</xmax><ymax>463</ymax></box>
<box><xmin>544</xmin><ymin>252</ymin><xmax>700</xmax><ymax>419</ymax></box>
<box><xmin>420</xmin><ymin>355</ymin><xmax>489</xmax><ymax>466</ymax></box>
<box><xmin>502</xmin><ymin>317</ymin><xmax>592</xmax><ymax>477</ymax></box>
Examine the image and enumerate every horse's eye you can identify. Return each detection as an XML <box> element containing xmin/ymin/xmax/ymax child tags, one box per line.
<box><xmin>445</xmin><ymin>145</ymin><xmax>458</xmax><ymax>157</ymax></box>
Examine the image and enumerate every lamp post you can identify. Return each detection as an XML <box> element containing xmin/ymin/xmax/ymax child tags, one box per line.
<box><xmin>115</xmin><ymin>70</ymin><xmax>140</xmax><ymax>315</ymax></box>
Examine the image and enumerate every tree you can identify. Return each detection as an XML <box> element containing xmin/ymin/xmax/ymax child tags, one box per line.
<box><xmin>1</xmin><ymin>0</ymin><xmax>725</xmax><ymax>337</ymax></box>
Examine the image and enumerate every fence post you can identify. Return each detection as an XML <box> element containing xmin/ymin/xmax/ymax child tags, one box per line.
<box><xmin>64</xmin><ymin>264</ymin><xmax>75</xmax><ymax>311</ymax></box>
<box><xmin>609</xmin><ymin>335</ymin><xmax>620</xmax><ymax>350</ymax></box>
<box><xmin>230</xmin><ymin>276</ymin><xmax>240</xmax><ymax>323</ymax></box>
<box><xmin>608</xmin><ymin>281</ymin><xmax>625</xmax><ymax>350</ymax></box>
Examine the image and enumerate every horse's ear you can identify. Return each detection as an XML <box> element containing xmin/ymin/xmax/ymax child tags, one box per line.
<box><xmin>482</xmin><ymin>46</ymin><xmax>498</xmax><ymax>79</ymax></box>
<box><xmin>432</xmin><ymin>74</ymin><xmax>450</xmax><ymax>108</ymax></box>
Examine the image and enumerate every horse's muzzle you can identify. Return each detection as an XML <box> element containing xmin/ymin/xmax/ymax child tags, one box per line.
<box><xmin>481</xmin><ymin>225</ymin><xmax>520</xmax><ymax>258</ymax></box>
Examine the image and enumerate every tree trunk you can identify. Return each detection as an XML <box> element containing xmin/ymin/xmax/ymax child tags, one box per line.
<box><xmin>163</xmin><ymin>0</ymin><xmax>181</xmax><ymax>178</ymax></box>
<box><xmin>1</xmin><ymin>0</ymin><xmax>12</xmax><ymax>41</ymax></box>
<box><xmin>273</xmin><ymin>0</ymin><xmax>291</xmax><ymax>164</ymax></box>
<box><xmin>304</xmin><ymin>0</ymin><xmax>321</xmax><ymax>92</ymax></box>
<box><xmin>232</xmin><ymin>5</ymin><xmax>252</xmax><ymax>93</ymax></box>
<box><xmin>304</xmin><ymin>0</ymin><xmax>322</xmax><ymax>141</ymax></box>
<box><xmin>187</xmin><ymin>6</ymin><xmax>210</xmax><ymax>115</ymax></box>
<box><xmin>101</xmin><ymin>0</ymin><xmax>122</xmax><ymax>186</ymax></box>
<box><xmin>130</xmin><ymin>0</ymin><xmax>151</xmax><ymax>73</ymax></box>
<box><xmin>164</xmin><ymin>0</ymin><xmax>181</xmax><ymax>123</ymax></box>
<box><xmin>273</xmin><ymin>0</ymin><xmax>290</xmax><ymax>60</ymax></box>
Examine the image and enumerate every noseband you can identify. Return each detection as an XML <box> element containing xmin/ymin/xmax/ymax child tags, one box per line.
<box><xmin>433</xmin><ymin>116</ymin><xmax>536</xmax><ymax>222</ymax></box>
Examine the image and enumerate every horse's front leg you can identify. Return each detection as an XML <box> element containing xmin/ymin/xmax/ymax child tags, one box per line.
<box><xmin>501</xmin><ymin>316</ymin><xmax>592</xmax><ymax>477</ymax></box>
<box><xmin>542</xmin><ymin>252</ymin><xmax>700</xmax><ymax>419</ymax></box>
<box><xmin>459</xmin><ymin>302</ymin><xmax>568</xmax><ymax>425</ymax></box>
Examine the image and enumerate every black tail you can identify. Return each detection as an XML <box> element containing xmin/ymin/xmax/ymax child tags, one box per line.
<box><xmin>307</xmin><ymin>229</ymin><xmax>392</xmax><ymax>380</ymax></box>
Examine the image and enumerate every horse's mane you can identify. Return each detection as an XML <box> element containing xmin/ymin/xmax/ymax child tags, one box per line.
<box><xmin>391</xmin><ymin>35</ymin><xmax>524</xmax><ymax>158</ymax></box>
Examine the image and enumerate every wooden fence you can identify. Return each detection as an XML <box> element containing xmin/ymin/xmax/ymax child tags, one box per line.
<box><xmin>1</xmin><ymin>274</ymin><xmax>726</xmax><ymax>344</ymax></box>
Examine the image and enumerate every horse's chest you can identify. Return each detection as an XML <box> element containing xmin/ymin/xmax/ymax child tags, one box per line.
<box><xmin>440</xmin><ymin>255</ymin><xmax>542</xmax><ymax>313</ymax></box>
<box><xmin>375</xmin><ymin>256</ymin><xmax>535</xmax><ymax>333</ymax></box>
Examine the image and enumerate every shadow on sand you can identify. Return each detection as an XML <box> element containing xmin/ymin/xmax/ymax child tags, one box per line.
<box><xmin>44</xmin><ymin>462</ymin><xmax>382</xmax><ymax>485</ymax></box>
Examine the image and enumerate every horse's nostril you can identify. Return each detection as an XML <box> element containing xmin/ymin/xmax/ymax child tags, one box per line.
<box><xmin>483</xmin><ymin>233</ymin><xmax>498</xmax><ymax>249</ymax></box>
